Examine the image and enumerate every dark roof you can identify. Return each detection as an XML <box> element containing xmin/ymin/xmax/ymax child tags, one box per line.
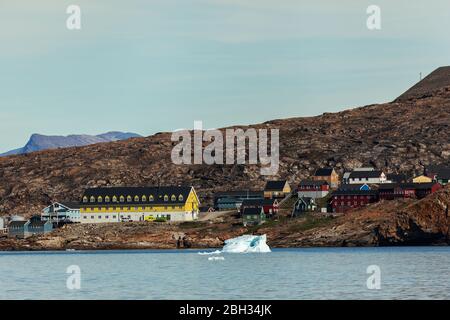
<box><xmin>29</xmin><ymin>221</ymin><xmax>51</xmax><ymax>227</ymax></box>
<box><xmin>264</xmin><ymin>180</ymin><xmax>287</xmax><ymax>191</ymax></box>
<box><xmin>59</xmin><ymin>202</ymin><xmax>81</xmax><ymax>209</ymax></box>
<box><xmin>9</xmin><ymin>221</ymin><xmax>29</xmax><ymax>228</ymax></box>
<box><xmin>337</xmin><ymin>184</ymin><xmax>370</xmax><ymax>191</ymax></box>
<box><xmin>242</xmin><ymin>207</ymin><xmax>263</xmax><ymax>215</ymax></box>
<box><xmin>214</xmin><ymin>190</ymin><xmax>263</xmax><ymax>198</ymax></box>
<box><xmin>349</xmin><ymin>171</ymin><xmax>383</xmax><ymax>179</ymax></box>
<box><xmin>386</xmin><ymin>174</ymin><xmax>408</xmax><ymax>183</ymax></box>
<box><xmin>299</xmin><ymin>179</ymin><xmax>328</xmax><ymax>186</ymax></box>
<box><xmin>241</xmin><ymin>199</ymin><xmax>277</xmax><ymax>207</ymax></box>
<box><xmin>314</xmin><ymin>168</ymin><xmax>334</xmax><ymax>176</ymax></box>
<box><xmin>378</xmin><ymin>183</ymin><xmax>439</xmax><ymax>191</ymax></box>
<box><xmin>332</xmin><ymin>190</ymin><xmax>378</xmax><ymax>196</ymax></box>
<box><xmin>425</xmin><ymin>165</ymin><xmax>450</xmax><ymax>179</ymax></box>
<box><xmin>81</xmin><ymin>186</ymin><xmax>193</xmax><ymax>206</ymax></box>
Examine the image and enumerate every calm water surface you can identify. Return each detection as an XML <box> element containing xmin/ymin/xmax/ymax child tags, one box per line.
<box><xmin>1</xmin><ymin>247</ymin><xmax>449</xmax><ymax>299</ymax></box>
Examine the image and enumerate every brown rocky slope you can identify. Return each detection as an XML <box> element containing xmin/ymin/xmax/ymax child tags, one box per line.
<box><xmin>1</xmin><ymin>68</ymin><xmax>450</xmax><ymax>216</ymax></box>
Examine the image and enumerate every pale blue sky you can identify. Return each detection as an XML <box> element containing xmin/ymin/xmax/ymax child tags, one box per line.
<box><xmin>1</xmin><ymin>0</ymin><xmax>450</xmax><ymax>152</ymax></box>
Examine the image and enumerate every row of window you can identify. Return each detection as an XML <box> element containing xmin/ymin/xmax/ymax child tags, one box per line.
<box><xmin>81</xmin><ymin>214</ymin><xmax>172</xmax><ymax>220</ymax></box>
<box><xmin>334</xmin><ymin>195</ymin><xmax>373</xmax><ymax>200</ymax></box>
<box><xmin>83</xmin><ymin>194</ymin><xmax>184</xmax><ymax>203</ymax></box>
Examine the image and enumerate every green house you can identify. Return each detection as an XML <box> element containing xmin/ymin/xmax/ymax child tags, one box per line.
<box><xmin>242</xmin><ymin>207</ymin><xmax>266</xmax><ymax>227</ymax></box>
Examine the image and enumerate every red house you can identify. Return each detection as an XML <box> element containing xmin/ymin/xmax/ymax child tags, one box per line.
<box><xmin>330</xmin><ymin>190</ymin><xmax>378</xmax><ymax>213</ymax></box>
<box><xmin>378</xmin><ymin>183</ymin><xmax>441</xmax><ymax>200</ymax></box>
<box><xmin>240</xmin><ymin>198</ymin><xmax>279</xmax><ymax>215</ymax></box>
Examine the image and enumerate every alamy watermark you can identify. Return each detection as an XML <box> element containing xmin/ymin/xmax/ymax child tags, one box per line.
<box><xmin>366</xmin><ymin>265</ymin><xmax>381</xmax><ymax>290</ymax></box>
<box><xmin>66</xmin><ymin>5</ymin><xmax>81</xmax><ymax>30</ymax></box>
<box><xmin>171</xmin><ymin>121</ymin><xmax>279</xmax><ymax>176</ymax></box>
<box><xmin>366</xmin><ymin>5</ymin><xmax>381</xmax><ymax>30</ymax></box>
<box><xmin>66</xmin><ymin>265</ymin><xmax>81</xmax><ymax>290</ymax></box>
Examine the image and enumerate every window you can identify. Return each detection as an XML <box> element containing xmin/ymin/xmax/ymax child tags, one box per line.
<box><xmin>112</xmin><ymin>196</ymin><xmax>118</xmax><ymax>202</ymax></box>
<box><xmin>98</xmin><ymin>196</ymin><xmax>103</xmax><ymax>203</ymax></box>
<box><xmin>178</xmin><ymin>194</ymin><xmax>184</xmax><ymax>201</ymax></box>
<box><xmin>149</xmin><ymin>195</ymin><xmax>154</xmax><ymax>201</ymax></box>
<box><xmin>127</xmin><ymin>196</ymin><xmax>132</xmax><ymax>202</ymax></box>
<box><xmin>142</xmin><ymin>195</ymin><xmax>147</xmax><ymax>202</ymax></box>
<box><xmin>105</xmin><ymin>196</ymin><xmax>110</xmax><ymax>203</ymax></box>
<box><xmin>171</xmin><ymin>194</ymin><xmax>176</xmax><ymax>201</ymax></box>
<box><xmin>91</xmin><ymin>216</ymin><xmax>94</xmax><ymax>219</ymax></box>
<box><xmin>119</xmin><ymin>196</ymin><xmax>125</xmax><ymax>203</ymax></box>
<box><xmin>83</xmin><ymin>196</ymin><xmax>88</xmax><ymax>203</ymax></box>
<box><xmin>90</xmin><ymin>196</ymin><xmax>95</xmax><ymax>203</ymax></box>
<box><xmin>134</xmin><ymin>195</ymin><xmax>139</xmax><ymax>202</ymax></box>
<box><xmin>105</xmin><ymin>216</ymin><xmax>109</xmax><ymax>219</ymax></box>
<box><xmin>164</xmin><ymin>195</ymin><xmax>169</xmax><ymax>201</ymax></box>
<box><xmin>113</xmin><ymin>215</ymin><xmax>116</xmax><ymax>219</ymax></box>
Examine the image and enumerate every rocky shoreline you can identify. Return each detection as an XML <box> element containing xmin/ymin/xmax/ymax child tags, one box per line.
<box><xmin>2</xmin><ymin>186</ymin><xmax>450</xmax><ymax>251</ymax></box>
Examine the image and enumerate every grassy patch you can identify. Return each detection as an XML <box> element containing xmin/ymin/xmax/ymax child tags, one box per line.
<box><xmin>287</xmin><ymin>214</ymin><xmax>335</xmax><ymax>233</ymax></box>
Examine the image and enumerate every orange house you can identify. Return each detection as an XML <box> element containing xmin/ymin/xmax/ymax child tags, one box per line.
<box><xmin>313</xmin><ymin>168</ymin><xmax>339</xmax><ymax>189</ymax></box>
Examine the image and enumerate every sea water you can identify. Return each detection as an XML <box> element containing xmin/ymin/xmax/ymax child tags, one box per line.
<box><xmin>0</xmin><ymin>247</ymin><xmax>450</xmax><ymax>300</ymax></box>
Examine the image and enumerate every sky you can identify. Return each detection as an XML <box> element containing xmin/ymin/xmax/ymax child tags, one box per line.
<box><xmin>1</xmin><ymin>0</ymin><xmax>450</xmax><ymax>152</ymax></box>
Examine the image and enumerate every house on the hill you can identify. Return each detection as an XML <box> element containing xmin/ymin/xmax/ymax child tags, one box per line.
<box><xmin>313</xmin><ymin>168</ymin><xmax>339</xmax><ymax>189</ymax></box>
<box><xmin>293</xmin><ymin>197</ymin><xmax>317</xmax><ymax>215</ymax></box>
<box><xmin>8</xmin><ymin>220</ymin><xmax>30</xmax><ymax>238</ymax></box>
<box><xmin>425</xmin><ymin>165</ymin><xmax>450</xmax><ymax>185</ymax></box>
<box><xmin>297</xmin><ymin>180</ymin><xmax>329</xmax><ymax>199</ymax></box>
<box><xmin>412</xmin><ymin>175</ymin><xmax>433</xmax><ymax>184</ymax></box>
<box><xmin>80</xmin><ymin>186</ymin><xmax>200</xmax><ymax>223</ymax></box>
<box><xmin>264</xmin><ymin>180</ymin><xmax>291</xmax><ymax>199</ymax></box>
<box><xmin>41</xmin><ymin>202</ymin><xmax>81</xmax><ymax>224</ymax></box>
<box><xmin>214</xmin><ymin>191</ymin><xmax>263</xmax><ymax>210</ymax></box>
<box><xmin>330</xmin><ymin>190</ymin><xmax>378</xmax><ymax>213</ymax></box>
<box><xmin>28</xmin><ymin>220</ymin><xmax>53</xmax><ymax>236</ymax></box>
<box><xmin>242</xmin><ymin>207</ymin><xmax>266</xmax><ymax>226</ymax></box>
<box><xmin>240</xmin><ymin>198</ymin><xmax>279</xmax><ymax>216</ymax></box>
<box><xmin>348</xmin><ymin>170</ymin><xmax>387</xmax><ymax>184</ymax></box>
<box><xmin>387</xmin><ymin>173</ymin><xmax>408</xmax><ymax>183</ymax></box>
<box><xmin>378</xmin><ymin>183</ymin><xmax>441</xmax><ymax>200</ymax></box>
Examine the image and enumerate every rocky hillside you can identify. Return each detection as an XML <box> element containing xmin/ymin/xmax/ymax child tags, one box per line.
<box><xmin>396</xmin><ymin>66</ymin><xmax>450</xmax><ymax>102</ymax></box>
<box><xmin>1</xmin><ymin>67</ymin><xmax>450</xmax><ymax>216</ymax></box>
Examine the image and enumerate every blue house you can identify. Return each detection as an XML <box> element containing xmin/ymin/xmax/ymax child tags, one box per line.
<box><xmin>28</xmin><ymin>220</ymin><xmax>53</xmax><ymax>236</ymax></box>
<box><xmin>8</xmin><ymin>219</ymin><xmax>53</xmax><ymax>238</ymax></box>
<box><xmin>8</xmin><ymin>220</ymin><xmax>30</xmax><ymax>238</ymax></box>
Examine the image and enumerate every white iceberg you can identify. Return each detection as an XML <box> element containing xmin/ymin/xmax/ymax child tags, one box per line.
<box><xmin>208</xmin><ymin>256</ymin><xmax>225</xmax><ymax>261</ymax></box>
<box><xmin>222</xmin><ymin>234</ymin><xmax>271</xmax><ymax>253</ymax></box>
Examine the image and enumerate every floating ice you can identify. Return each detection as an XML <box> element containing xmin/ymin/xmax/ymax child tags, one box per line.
<box><xmin>222</xmin><ymin>234</ymin><xmax>271</xmax><ymax>253</ymax></box>
<box><xmin>208</xmin><ymin>256</ymin><xmax>225</xmax><ymax>261</ymax></box>
<box><xmin>198</xmin><ymin>234</ymin><xmax>271</xmax><ymax>256</ymax></box>
<box><xmin>198</xmin><ymin>250</ymin><xmax>222</xmax><ymax>255</ymax></box>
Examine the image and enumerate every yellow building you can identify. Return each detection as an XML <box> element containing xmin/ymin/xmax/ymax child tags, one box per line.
<box><xmin>264</xmin><ymin>180</ymin><xmax>291</xmax><ymax>199</ymax></box>
<box><xmin>79</xmin><ymin>186</ymin><xmax>200</xmax><ymax>223</ymax></box>
<box><xmin>412</xmin><ymin>175</ymin><xmax>432</xmax><ymax>183</ymax></box>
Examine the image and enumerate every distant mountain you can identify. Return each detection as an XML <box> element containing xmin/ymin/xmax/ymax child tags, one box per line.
<box><xmin>0</xmin><ymin>131</ymin><xmax>142</xmax><ymax>156</ymax></box>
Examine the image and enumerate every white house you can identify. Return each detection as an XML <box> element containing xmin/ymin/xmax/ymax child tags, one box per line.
<box><xmin>348</xmin><ymin>170</ymin><xmax>387</xmax><ymax>184</ymax></box>
<box><xmin>41</xmin><ymin>202</ymin><xmax>81</xmax><ymax>224</ymax></box>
